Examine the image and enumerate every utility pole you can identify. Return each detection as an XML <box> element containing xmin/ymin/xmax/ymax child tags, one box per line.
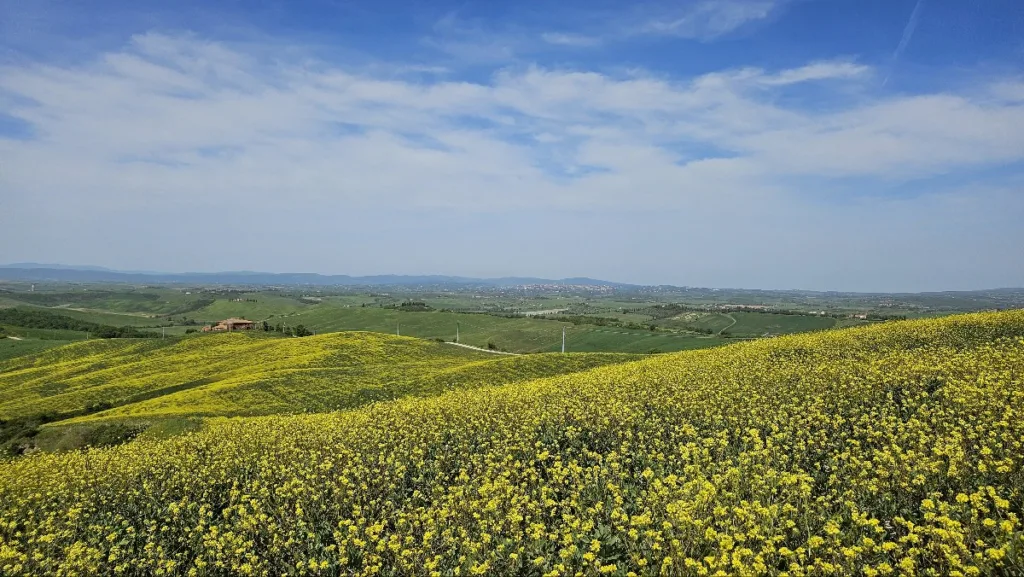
<box><xmin>456</xmin><ymin>322</ymin><xmax>460</xmax><ymax>343</ymax></box>
<box><xmin>162</xmin><ymin>327</ymin><xmax>165</xmax><ymax>339</ymax></box>
<box><xmin>397</xmin><ymin>322</ymin><xmax>400</xmax><ymax>336</ymax></box>
<box><xmin>562</xmin><ymin>326</ymin><xmax>566</xmax><ymax>353</ymax></box>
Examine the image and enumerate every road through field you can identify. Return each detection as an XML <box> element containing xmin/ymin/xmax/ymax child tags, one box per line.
<box><xmin>718</xmin><ymin>313</ymin><xmax>737</xmax><ymax>335</ymax></box>
<box><xmin>444</xmin><ymin>342</ymin><xmax>520</xmax><ymax>355</ymax></box>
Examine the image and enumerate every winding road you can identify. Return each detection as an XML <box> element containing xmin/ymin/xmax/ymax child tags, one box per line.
<box><xmin>718</xmin><ymin>313</ymin><xmax>737</xmax><ymax>335</ymax></box>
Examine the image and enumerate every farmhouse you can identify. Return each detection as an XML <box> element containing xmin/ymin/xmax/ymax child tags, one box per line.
<box><xmin>203</xmin><ymin>318</ymin><xmax>256</xmax><ymax>332</ymax></box>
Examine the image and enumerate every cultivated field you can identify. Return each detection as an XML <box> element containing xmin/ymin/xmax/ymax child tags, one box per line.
<box><xmin>1</xmin><ymin>311</ymin><xmax>1022</xmax><ymax>575</ymax></box>
<box><xmin>0</xmin><ymin>289</ymin><xmax>727</xmax><ymax>353</ymax></box>
<box><xmin>201</xmin><ymin>304</ymin><xmax>725</xmax><ymax>353</ymax></box>
<box><xmin>6</xmin><ymin>282</ymin><xmax>1014</xmax><ymax>355</ymax></box>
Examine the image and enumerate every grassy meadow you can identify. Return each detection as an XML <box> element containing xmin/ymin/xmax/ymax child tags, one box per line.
<box><xmin>0</xmin><ymin>311</ymin><xmax>1022</xmax><ymax>575</ymax></box>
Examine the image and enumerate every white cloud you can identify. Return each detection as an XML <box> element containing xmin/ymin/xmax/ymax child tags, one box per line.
<box><xmin>2</xmin><ymin>33</ymin><xmax>1021</xmax><ymax>207</ymax></box>
<box><xmin>533</xmin><ymin>1</ymin><xmax>787</xmax><ymax>53</ymax></box>
<box><xmin>640</xmin><ymin>0</ymin><xmax>780</xmax><ymax>39</ymax></box>
<box><xmin>1</xmin><ymin>33</ymin><xmax>1022</xmax><ymax>288</ymax></box>
<box><xmin>540</xmin><ymin>32</ymin><xmax>601</xmax><ymax>47</ymax></box>
<box><xmin>425</xmin><ymin>12</ymin><xmax>523</xmax><ymax>63</ymax></box>
<box><xmin>991</xmin><ymin>80</ymin><xmax>1024</xmax><ymax>103</ymax></box>
<box><xmin>757</xmin><ymin>61</ymin><xmax>871</xmax><ymax>86</ymax></box>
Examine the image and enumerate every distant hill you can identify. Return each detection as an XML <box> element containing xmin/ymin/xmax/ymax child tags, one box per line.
<box><xmin>0</xmin><ymin>265</ymin><xmax>628</xmax><ymax>287</ymax></box>
<box><xmin>0</xmin><ymin>263</ymin><xmax>120</xmax><ymax>272</ymax></box>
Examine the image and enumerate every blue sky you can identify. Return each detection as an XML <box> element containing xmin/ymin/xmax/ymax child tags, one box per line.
<box><xmin>1</xmin><ymin>0</ymin><xmax>1022</xmax><ymax>291</ymax></box>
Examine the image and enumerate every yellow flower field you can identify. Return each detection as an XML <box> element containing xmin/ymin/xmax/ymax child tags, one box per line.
<box><xmin>1</xmin><ymin>311</ymin><xmax>1023</xmax><ymax>575</ymax></box>
<box><xmin>0</xmin><ymin>332</ymin><xmax>640</xmax><ymax>422</ymax></box>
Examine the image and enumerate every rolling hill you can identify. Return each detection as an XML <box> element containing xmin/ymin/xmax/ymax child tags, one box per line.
<box><xmin>0</xmin><ymin>331</ymin><xmax>641</xmax><ymax>425</ymax></box>
<box><xmin>0</xmin><ymin>311</ymin><xmax>1022</xmax><ymax>575</ymax></box>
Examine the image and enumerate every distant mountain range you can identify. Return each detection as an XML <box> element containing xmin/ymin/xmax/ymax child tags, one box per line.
<box><xmin>0</xmin><ymin>264</ymin><xmax>628</xmax><ymax>287</ymax></box>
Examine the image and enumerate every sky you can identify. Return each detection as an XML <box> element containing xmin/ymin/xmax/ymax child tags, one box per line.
<box><xmin>0</xmin><ymin>0</ymin><xmax>1022</xmax><ymax>291</ymax></box>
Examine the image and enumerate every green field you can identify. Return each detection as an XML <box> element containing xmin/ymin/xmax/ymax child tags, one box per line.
<box><xmin>724</xmin><ymin>311</ymin><xmax>843</xmax><ymax>335</ymax></box>
<box><xmin>0</xmin><ymin>338</ymin><xmax>75</xmax><ymax>362</ymax></box>
<box><xmin>35</xmin><ymin>306</ymin><xmax>163</xmax><ymax>326</ymax></box>
<box><xmin>0</xmin><ymin>325</ymin><xmax>88</xmax><ymax>341</ymax></box>
<box><xmin>555</xmin><ymin>327</ymin><xmax>724</xmax><ymax>353</ymax></box>
<box><xmin>1</xmin><ymin>301</ymin><xmax>178</xmax><ymax>329</ymax></box>
<box><xmin>655</xmin><ymin>311</ymin><xmax>736</xmax><ymax>333</ymax></box>
<box><xmin>0</xmin><ymin>285</ymin><xmax>901</xmax><ymax>355</ymax></box>
<box><xmin>173</xmin><ymin>300</ymin><xmax>720</xmax><ymax>353</ymax></box>
<box><xmin>1</xmin><ymin>289</ymin><xmax>725</xmax><ymax>354</ymax></box>
<box><xmin>1</xmin><ymin>288</ymin><xmax>197</xmax><ymax>315</ymax></box>
<box><xmin>654</xmin><ymin>310</ymin><xmax>863</xmax><ymax>337</ymax></box>
<box><xmin>188</xmin><ymin>293</ymin><xmax>311</xmax><ymax>322</ymax></box>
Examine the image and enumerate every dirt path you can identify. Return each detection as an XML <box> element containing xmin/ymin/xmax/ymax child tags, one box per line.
<box><xmin>444</xmin><ymin>342</ymin><xmax>520</xmax><ymax>355</ymax></box>
<box><xmin>6</xmin><ymin>336</ymin><xmax>23</xmax><ymax>340</ymax></box>
<box><xmin>718</xmin><ymin>313</ymin><xmax>737</xmax><ymax>335</ymax></box>
<box><xmin>55</xmin><ymin>305</ymin><xmax>154</xmax><ymax>318</ymax></box>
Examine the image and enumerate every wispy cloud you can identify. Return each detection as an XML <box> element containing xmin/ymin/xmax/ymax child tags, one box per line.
<box><xmin>757</xmin><ymin>61</ymin><xmax>871</xmax><ymax>86</ymax></box>
<box><xmin>2</xmin><ymin>33</ymin><xmax>1022</xmax><ymax>209</ymax></box>
<box><xmin>540</xmin><ymin>32</ymin><xmax>601</xmax><ymax>48</ymax></box>
<box><xmin>639</xmin><ymin>0</ymin><xmax>781</xmax><ymax>39</ymax></box>
<box><xmin>431</xmin><ymin>1</ymin><xmax>788</xmax><ymax>62</ymax></box>
<box><xmin>425</xmin><ymin>11</ymin><xmax>524</xmax><ymax>63</ymax></box>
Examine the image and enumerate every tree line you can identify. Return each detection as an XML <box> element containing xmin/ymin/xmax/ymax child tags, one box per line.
<box><xmin>263</xmin><ymin>321</ymin><xmax>313</xmax><ymax>337</ymax></box>
<box><xmin>0</xmin><ymin>308</ymin><xmax>159</xmax><ymax>338</ymax></box>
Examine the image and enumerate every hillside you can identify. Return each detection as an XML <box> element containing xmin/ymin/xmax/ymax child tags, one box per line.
<box><xmin>0</xmin><ymin>332</ymin><xmax>641</xmax><ymax>424</ymax></box>
<box><xmin>0</xmin><ymin>288</ymin><xmax>727</xmax><ymax>353</ymax></box>
<box><xmin>1</xmin><ymin>311</ymin><xmax>1022</xmax><ymax>575</ymax></box>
